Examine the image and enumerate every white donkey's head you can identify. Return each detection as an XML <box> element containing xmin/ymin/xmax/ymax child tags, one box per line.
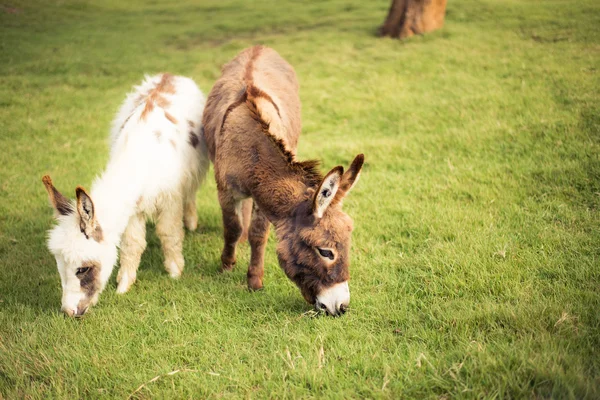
<box><xmin>42</xmin><ymin>176</ymin><xmax>116</xmax><ymax>317</ymax></box>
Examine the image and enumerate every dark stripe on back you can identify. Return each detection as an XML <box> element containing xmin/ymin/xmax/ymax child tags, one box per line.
<box><xmin>247</xmin><ymin>85</ymin><xmax>281</xmax><ymax>119</ymax></box>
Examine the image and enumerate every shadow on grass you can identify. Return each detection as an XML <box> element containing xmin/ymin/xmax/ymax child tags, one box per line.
<box><xmin>0</xmin><ymin>206</ymin><xmax>61</xmax><ymax>313</ymax></box>
<box><xmin>136</xmin><ymin>223</ymin><xmax>224</xmax><ymax>278</ymax></box>
<box><xmin>164</xmin><ymin>16</ymin><xmax>379</xmax><ymax>54</ymax></box>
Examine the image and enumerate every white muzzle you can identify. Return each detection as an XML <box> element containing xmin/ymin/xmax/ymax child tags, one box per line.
<box><xmin>315</xmin><ymin>281</ymin><xmax>350</xmax><ymax>316</ymax></box>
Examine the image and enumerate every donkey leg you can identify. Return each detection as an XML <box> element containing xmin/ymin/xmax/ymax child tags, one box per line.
<box><xmin>183</xmin><ymin>186</ymin><xmax>198</xmax><ymax>231</ymax></box>
<box><xmin>218</xmin><ymin>191</ymin><xmax>243</xmax><ymax>272</ymax></box>
<box><xmin>156</xmin><ymin>196</ymin><xmax>185</xmax><ymax>278</ymax></box>
<box><xmin>247</xmin><ymin>205</ymin><xmax>270</xmax><ymax>291</ymax></box>
<box><xmin>117</xmin><ymin>213</ymin><xmax>147</xmax><ymax>294</ymax></box>
<box><xmin>238</xmin><ymin>198</ymin><xmax>253</xmax><ymax>242</ymax></box>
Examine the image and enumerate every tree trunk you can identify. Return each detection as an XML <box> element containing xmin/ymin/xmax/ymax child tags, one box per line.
<box><xmin>378</xmin><ymin>0</ymin><xmax>447</xmax><ymax>39</ymax></box>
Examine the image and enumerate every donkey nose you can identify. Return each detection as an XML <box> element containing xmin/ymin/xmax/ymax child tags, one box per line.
<box><xmin>315</xmin><ymin>301</ymin><xmax>327</xmax><ymax>312</ymax></box>
<box><xmin>74</xmin><ymin>305</ymin><xmax>89</xmax><ymax>318</ymax></box>
<box><xmin>332</xmin><ymin>303</ymin><xmax>349</xmax><ymax>317</ymax></box>
<box><xmin>315</xmin><ymin>281</ymin><xmax>350</xmax><ymax>317</ymax></box>
<box><xmin>339</xmin><ymin>303</ymin><xmax>348</xmax><ymax>314</ymax></box>
<box><xmin>61</xmin><ymin>307</ymin><xmax>75</xmax><ymax>317</ymax></box>
<box><xmin>315</xmin><ymin>302</ymin><xmax>348</xmax><ymax>317</ymax></box>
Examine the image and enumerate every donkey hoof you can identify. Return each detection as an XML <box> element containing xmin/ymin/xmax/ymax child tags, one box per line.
<box><xmin>116</xmin><ymin>281</ymin><xmax>132</xmax><ymax>294</ymax></box>
<box><xmin>116</xmin><ymin>274</ymin><xmax>135</xmax><ymax>294</ymax></box>
<box><xmin>184</xmin><ymin>216</ymin><xmax>198</xmax><ymax>231</ymax></box>
<box><xmin>169</xmin><ymin>269</ymin><xmax>182</xmax><ymax>279</ymax></box>
<box><xmin>221</xmin><ymin>262</ymin><xmax>235</xmax><ymax>272</ymax></box>
<box><xmin>167</xmin><ymin>260</ymin><xmax>183</xmax><ymax>278</ymax></box>
<box><xmin>247</xmin><ymin>276</ymin><xmax>263</xmax><ymax>291</ymax></box>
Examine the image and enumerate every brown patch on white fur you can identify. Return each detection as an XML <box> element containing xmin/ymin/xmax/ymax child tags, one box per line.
<box><xmin>154</xmin><ymin>130</ymin><xmax>162</xmax><ymax>140</ymax></box>
<box><xmin>120</xmin><ymin>113</ymin><xmax>134</xmax><ymax>132</ymax></box>
<box><xmin>170</xmin><ymin>139</ymin><xmax>176</xmax><ymax>149</ymax></box>
<box><xmin>164</xmin><ymin>110</ymin><xmax>178</xmax><ymax>124</ymax></box>
<box><xmin>90</xmin><ymin>225</ymin><xmax>103</xmax><ymax>242</ymax></box>
<box><xmin>140</xmin><ymin>73</ymin><xmax>176</xmax><ymax>121</ymax></box>
<box><xmin>78</xmin><ymin>260</ymin><xmax>100</xmax><ymax>297</ymax></box>
<box><xmin>188</xmin><ymin>120</ymin><xmax>196</xmax><ymax>128</ymax></box>
<box><xmin>188</xmin><ymin>131</ymin><xmax>199</xmax><ymax>148</ymax></box>
<box><xmin>75</xmin><ymin>260</ymin><xmax>101</xmax><ymax>315</ymax></box>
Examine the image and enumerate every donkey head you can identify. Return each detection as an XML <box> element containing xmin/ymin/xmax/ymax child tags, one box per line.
<box><xmin>276</xmin><ymin>154</ymin><xmax>364</xmax><ymax>316</ymax></box>
<box><xmin>42</xmin><ymin>176</ymin><xmax>116</xmax><ymax>317</ymax></box>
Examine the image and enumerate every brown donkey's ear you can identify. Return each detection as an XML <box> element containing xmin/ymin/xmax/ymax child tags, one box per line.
<box><xmin>333</xmin><ymin>154</ymin><xmax>364</xmax><ymax>205</ymax></box>
<box><xmin>76</xmin><ymin>186</ymin><xmax>102</xmax><ymax>241</ymax></box>
<box><xmin>313</xmin><ymin>166</ymin><xmax>344</xmax><ymax>218</ymax></box>
<box><xmin>42</xmin><ymin>175</ymin><xmax>74</xmax><ymax>217</ymax></box>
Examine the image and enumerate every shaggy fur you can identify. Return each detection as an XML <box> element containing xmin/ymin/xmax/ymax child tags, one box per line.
<box><xmin>44</xmin><ymin>73</ymin><xmax>209</xmax><ymax>317</ymax></box>
<box><xmin>202</xmin><ymin>46</ymin><xmax>364</xmax><ymax>316</ymax></box>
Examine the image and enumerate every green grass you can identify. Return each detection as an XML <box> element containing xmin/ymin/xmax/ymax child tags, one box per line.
<box><xmin>1</xmin><ymin>0</ymin><xmax>599</xmax><ymax>398</ymax></box>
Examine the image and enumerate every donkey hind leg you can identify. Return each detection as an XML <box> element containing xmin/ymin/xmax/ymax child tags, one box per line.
<box><xmin>185</xmin><ymin>154</ymin><xmax>209</xmax><ymax>231</ymax></box>
<box><xmin>218</xmin><ymin>191</ymin><xmax>244</xmax><ymax>272</ymax></box>
<box><xmin>238</xmin><ymin>198</ymin><xmax>253</xmax><ymax>242</ymax></box>
<box><xmin>183</xmin><ymin>185</ymin><xmax>198</xmax><ymax>231</ymax></box>
<box><xmin>247</xmin><ymin>204</ymin><xmax>270</xmax><ymax>291</ymax></box>
<box><xmin>156</xmin><ymin>194</ymin><xmax>186</xmax><ymax>278</ymax></box>
<box><xmin>117</xmin><ymin>212</ymin><xmax>147</xmax><ymax>294</ymax></box>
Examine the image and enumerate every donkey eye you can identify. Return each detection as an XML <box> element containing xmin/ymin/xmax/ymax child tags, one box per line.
<box><xmin>76</xmin><ymin>267</ymin><xmax>90</xmax><ymax>276</ymax></box>
<box><xmin>317</xmin><ymin>248</ymin><xmax>335</xmax><ymax>261</ymax></box>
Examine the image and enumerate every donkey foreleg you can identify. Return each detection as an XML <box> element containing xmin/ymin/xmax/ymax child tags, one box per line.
<box><xmin>247</xmin><ymin>206</ymin><xmax>270</xmax><ymax>290</ymax></box>
<box><xmin>117</xmin><ymin>213</ymin><xmax>147</xmax><ymax>294</ymax></box>
<box><xmin>218</xmin><ymin>191</ymin><xmax>244</xmax><ymax>272</ymax></box>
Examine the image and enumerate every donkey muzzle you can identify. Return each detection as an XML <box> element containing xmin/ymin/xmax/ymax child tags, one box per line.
<box><xmin>315</xmin><ymin>281</ymin><xmax>350</xmax><ymax>316</ymax></box>
<box><xmin>61</xmin><ymin>306</ymin><xmax>75</xmax><ymax>317</ymax></box>
<box><xmin>61</xmin><ymin>303</ymin><xmax>90</xmax><ymax>318</ymax></box>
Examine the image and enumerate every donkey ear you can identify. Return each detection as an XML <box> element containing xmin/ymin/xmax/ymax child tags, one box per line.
<box><xmin>333</xmin><ymin>154</ymin><xmax>364</xmax><ymax>205</ymax></box>
<box><xmin>76</xmin><ymin>186</ymin><xmax>99</xmax><ymax>239</ymax></box>
<box><xmin>313</xmin><ymin>166</ymin><xmax>344</xmax><ymax>218</ymax></box>
<box><xmin>42</xmin><ymin>175</ymin><xmax>74</xmax><ymax>217</ymax></box>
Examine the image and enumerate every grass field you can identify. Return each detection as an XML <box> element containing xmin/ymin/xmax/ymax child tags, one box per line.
<box><xmin>1</xmin><ymin>0</ymin><xmax>599</xmax><ymax>398</ymax></box>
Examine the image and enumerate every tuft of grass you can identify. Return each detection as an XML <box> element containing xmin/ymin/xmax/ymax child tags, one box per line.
<box><xmin>1</xmin><ymin>0</ymin><xmax>599</xmax><ymax>398</ymax></box>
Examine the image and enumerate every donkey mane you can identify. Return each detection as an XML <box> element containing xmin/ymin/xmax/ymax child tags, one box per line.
<box><xmin>220</xmin><ymin>84</ymin><xmax>323</xmax><ymax>188</ymax></box>
<box><xmin>244</xmin><ymin>89</ymin><xmax>322</xmax><ymax>185</ymax></box>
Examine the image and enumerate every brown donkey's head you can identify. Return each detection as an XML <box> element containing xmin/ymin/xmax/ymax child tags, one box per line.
<box><xmin>276</xmin><ymin>154</ymin><xmax>364</xmax><ymax>316</ymax></box>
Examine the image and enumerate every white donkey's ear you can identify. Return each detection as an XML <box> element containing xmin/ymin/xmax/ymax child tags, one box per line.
<box><xmin>76</xmin><ymin>186</ymin><xmax>102</xmax><ymax>241</ymax></box>
<box><xmin>42</xmin><ymin>175</ymin><xmax>74</xmax><ymax>217</ymax></box>
<box><xmin>333</xmin><ymin>154</ymin><xmax>364</xmax><ymax>205</ymax></box>
<box><xmin>313</xmin><ymin>166</ymin><xmax>344</xmax><ymax>218</ymax></box>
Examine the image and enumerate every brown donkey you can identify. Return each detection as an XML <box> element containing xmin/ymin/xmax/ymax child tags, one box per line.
<box><xmin>202</xmin><ymin>46</ymin><xmax>364</xmax><ymax>316</ymax></box>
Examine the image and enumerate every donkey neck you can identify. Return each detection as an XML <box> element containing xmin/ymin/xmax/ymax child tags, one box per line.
<box><xmin>243</xmin><ymin>117</ymin><xmax>319</xmax><ymax>224</ymax></box>
<box><xmin>88</xmin><ymin>153</ymin><xmax>148</xmax><ymax>245</ymax></box>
